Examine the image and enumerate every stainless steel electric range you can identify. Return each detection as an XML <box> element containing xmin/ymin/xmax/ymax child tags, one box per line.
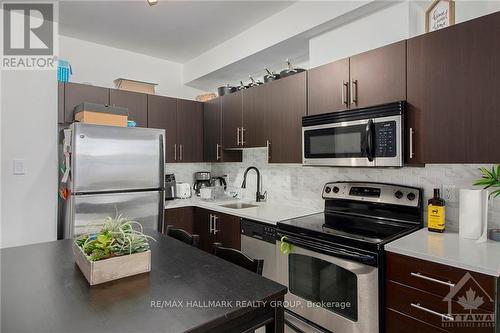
<box><xmin>276</xmin><ymin>182</ymin><xmax>423</xmax><ymax>333</ymax></box>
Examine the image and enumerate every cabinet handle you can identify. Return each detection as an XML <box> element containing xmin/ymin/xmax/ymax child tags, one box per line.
<box><xmin>409</xmin><ymin>128</ymin><xmax>415</xmax><ymax>159</ymax></box>
<box><xmin>410</xmin><ymin>272</ymin><xmax>455</xmax><ymax>288</ymax></box>
<box><xmin>266</xmin><ymin>140</ymin><xmax>271</xmax><ymax>162</ymax></box>
<box><xmin>213</xmin><ymin>215</ymin><xmax>219</xmax><ymax>234</ymax></box>
<box><xmin>341</xmin><ymin>80</ymin><xmax>349</xmax><ymax>106</ymax></box>
<box><xmin>216</xmin><ymin>144</ymin><xmax>221</xmax><ymax>161</ymax></box>
<box><xmin>241</xmin><ymin>127</ymin><xmax>246</xmax><ymax>146</ymax></box>
<box><xmin>236</xmin><ymin>127</ymin><xmax>241</xmax><ymax>146</ymax></box>
<box><xmin>174</xmin><ymin>144</ymin><xmax>177</xmax><ymax>161</ymax></box>
<box><xmin>350</xmin><ymin>79</ymin><xmax>358</xmax><ymax>105</ymax></box>
<box><xmin>179</xmin><ymin>144</ymin><xmax>183</xmax><ymax>161</ymax></box>
<box><xmin>209</xmin><ymin>214</ymin><xmax>214</xmax><ymax>234</ymax></box>
<box><xmin>410</xmin><ymin>303</ymin><xmax>454</xmax><ymax>321</ymax></box>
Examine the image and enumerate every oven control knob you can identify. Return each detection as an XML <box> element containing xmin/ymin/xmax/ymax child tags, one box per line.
<box><xmin>324</xmin><ymin>186</ymin><xmax>332</xmax><ymax>194</ymax></box>
<box><xmin>394</xmin><ymin>191</ymin><xmax>404</xmax><ymax>199</ymax></box>
<box><xmin>407</xmin><ymin>192</ymin><xmax>416</xmax><ymax>201</ymax></box>
<box><xmin>332</xmin><ymin>186</ymin><xmax>340</xmax><ymax>193</ymax></box>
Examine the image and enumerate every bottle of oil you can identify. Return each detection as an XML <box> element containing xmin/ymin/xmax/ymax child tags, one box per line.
<box><xmin>428</xmin><ymin>188</ymin><xmax>446</xmax><ymax>233</ymax></box>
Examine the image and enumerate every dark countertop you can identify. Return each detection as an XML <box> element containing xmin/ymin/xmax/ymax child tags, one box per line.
<box><xmin>1</xmin><ymin>230</ymin><xmax>287</xmax><ymax>333</ymax></box>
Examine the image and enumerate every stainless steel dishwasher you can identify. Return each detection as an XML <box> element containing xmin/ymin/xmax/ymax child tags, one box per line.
<box><xmin>240</xmin><ymin>219</ymin><xmax>277</xmax><ymax>281</ymax></box>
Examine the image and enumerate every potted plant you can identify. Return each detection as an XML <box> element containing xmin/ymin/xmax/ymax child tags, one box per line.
<box><xmin>473</xmin><ymin>165</ymin><xmax>500</xmax><ymax>198</ymax></box>
<box><xmin>74</xmin><ymin>215</ymin><xmax>155</xmax><ymax>285</ymax></box>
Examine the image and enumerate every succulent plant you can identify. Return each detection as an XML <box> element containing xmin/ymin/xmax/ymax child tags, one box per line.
<box><xmin>75</xmin><ymin>215</ymin><xmax>155</xmax><ymax>261</ymax></box>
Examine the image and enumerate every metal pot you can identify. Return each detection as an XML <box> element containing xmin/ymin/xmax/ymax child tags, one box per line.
<box><xmin>248</xmin><ymin>76</ymin><xmax>263</xmax><ymax>87</ymax></box>
<box><xmin>217</xmin><ymin>84</ymin><xmax>236</xmax><ymax>96</ymax></box>
<box><xmin>237</xmin><ymin>81</ymin><xmax>249</xmax><ymax>91</ymax></box>
<box><xmin>263</xmin><ymin>68</ymin><xmax>280</xmax><ymax>83</ymax></box>
<box><xmin>279</xmin><ymin>59</ymin><xmax>306</xmax><ymax>78</ymax></box>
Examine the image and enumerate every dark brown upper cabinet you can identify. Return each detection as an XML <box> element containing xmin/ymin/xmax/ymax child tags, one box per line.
<box><xmin>242</xmin><ymin>84</ymin><xmax>268</xmax><ymax>147</ymax></box>
<box><xmin>204</xmin><ymin>97</ymin><xmax>222</xmax><ymax>162</ymax></box>
<box><xmin>349</xmin><ymin>40</ymin><xmax>406</xmax><ymax>109</ymax></box>
<box><xmin>221</xmin><ymin>91</ymin><xmax>243</xmax><ymax>149</ymax></box>
<box><xmin>407</xmin><ymin>11</ymin><xmax>500</xmax><ymax>164</ymax></box>
<box><xmin>216</xmin><ymin>213</ymin><xmax>241</xmax><ymax>250</ymax></box>
<box><xmin>307</xmin><ymin>58</ymin><xmax>350</xmax><ymax>115</ymax></box>
<box><xmin>307</xmin><ymin>41</ymin><xmax>406</xmax><ymax>115</ymax></box>
<box><xmin>266</xmin><ymin>72</ymin><xmax>307</xmax><ymax>163</ymax></box>
<box><xmin>147</xmin><ymin>95</ymin><xmax>177</xmax><ymax>163</ymax></box>
<box><xmin>176</xmin><ymin>99</ymin><xmax>203</xmax><ymax>163</ymax></box>
<box><xmin>62</xmin><ymin>82</ymin><xmax>109</xmax><ymax>123</ymax></box>
<box><xmin>203</xmin><ymin>98</ymin><xmax>242</xmax><ymax>163</ymax></box>
<box><xmin>109</xmin><ymin>89</ymin><xmax>148</xmax><ymax>127</ymax></box>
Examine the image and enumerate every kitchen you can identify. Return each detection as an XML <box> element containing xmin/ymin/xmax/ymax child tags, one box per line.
<box><xmin>1</xmin><ymin>1</ymin><xmax>500</xmax><ymax>333</ymax></box>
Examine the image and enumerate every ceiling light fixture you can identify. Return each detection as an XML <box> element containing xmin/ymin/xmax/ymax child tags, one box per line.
<box><xmin>147</xmin><ymin>0</ymin><xmax>158</xmax><ymax>6</ymax></box>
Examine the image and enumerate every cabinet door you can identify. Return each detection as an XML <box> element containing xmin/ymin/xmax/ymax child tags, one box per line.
<box><xmin>203</xmin><ymin>97</ymin><xmax>222</xmax><ymax>162</ymax></box>
<box><xmin>109</xmin><ymin>89</ymin><xmax>148</xmax><ymax>127</ymax></box>
<box><xmin>221</xmin><ymin>91</ymin><xmax>243</xmax><ymax>149</ymax></box>
<box><xmin>407</xmin><ymin>12</ymin><xmax>500</xmax><ymax>163</ymax></box>
<box><xmin>215</xmin><ymin>213</ymin><xmax>241</xmax><ymax>250</ymax></box>
<box><xmin>163</xmin><ymin>207</ymin><xmax>194</xmax><ymax>234</ymax></box>
<box><xmin>194</xmin><ymin>208</ymin><xmax>216</xmax><ymax>253</ymax></box>
<box><xmin>307</xmin><ymin>58</ymin><xmax>350</xmax><ymax>115</ymax></box>
<box><xmin>242</xmin><ymin>84</ymin><xmax>268</xmax><ymax>147</ymax></box>
<box><xmin>349</xmin><ymin>41</ymin><xmax>406</xmax><ymax>109</ymax></box>
<box><xmin>267</xmin><ymin>72</ymin><xmax>307</xmax><ymax>163</ymax></box>
<box><xmin>177</xmin><ymin>99</ymin><xmax>204</xmax><ymax>162</ymax></box>
<box><xmin>148</xmin><ymin>95</ymin><xmax>177</xmax><ymax>163</ymax></box>
<box><xmin>64</xmin><ymin>82</ymin><xmax>109</xmax><ymax>123</ymax></box>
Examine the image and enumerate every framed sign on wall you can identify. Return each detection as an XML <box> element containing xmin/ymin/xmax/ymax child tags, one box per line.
<box><xmin>425</xmin><ymin>0</ymin><xmax>455</xmax><ymax>32</ymax></box>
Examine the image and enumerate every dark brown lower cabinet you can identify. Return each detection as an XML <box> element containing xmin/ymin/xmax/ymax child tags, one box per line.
<box><xmin>163</xmin><ymin>207</ymin><xmax>194</xmax><ymax>234</ymax></box>
<box><xmin>194</xmin><ymin>208</ymin><xmax>241</xmax><ymax>253</ymax></box>
<box><xmin>386</xmin><ymin>252</ymin><xmax>495</xmax><ymax>333</ymax></box>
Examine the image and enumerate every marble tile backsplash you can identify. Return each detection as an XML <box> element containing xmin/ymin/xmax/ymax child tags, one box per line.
<box><xmin>208</xmin><ymin>148</ymin><xmax>500</xmax><ymax>231</ymax></box>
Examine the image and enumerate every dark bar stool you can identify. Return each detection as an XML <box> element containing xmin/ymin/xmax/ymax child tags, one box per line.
<box><xmin>213</xmin><ymin>243</ymin><xmax>264</xmax><ymax>275</ymax></box>
<box><xmin>166</xmin><ymin>225</ymin><xmax>200</xmax><ymax>248</ymax></box>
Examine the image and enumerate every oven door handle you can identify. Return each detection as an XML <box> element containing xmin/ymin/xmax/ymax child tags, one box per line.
<box><xmin>278</xmin><ymin>232</ymin><xmax>377</xmax><ymax>266</ymax></box>
<box><xmin>365</xmin><ymin>119</ymin><xmax>375</xmax><ymax>162</ymax></box>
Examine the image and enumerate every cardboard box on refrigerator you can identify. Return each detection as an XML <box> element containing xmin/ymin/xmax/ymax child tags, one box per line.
<box><xmin>74</xmin><ymin>103</ymin><xmax>129</xmax><ymax>127</ymax></box>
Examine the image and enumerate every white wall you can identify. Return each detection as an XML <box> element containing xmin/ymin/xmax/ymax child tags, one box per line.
<box><xmin>309</xmin><ymin>1</ymin><xmax>410</xmax><ymax>68</ymax></box>
<box><xmin>59</xmin><ymin>35</ymin><xmax>206</xmax><ymax>99</ymax></box>
<box><xmin>1</xmin><ymin>70</ymin><xmax>58</xmax><ymax>248</ymax></box>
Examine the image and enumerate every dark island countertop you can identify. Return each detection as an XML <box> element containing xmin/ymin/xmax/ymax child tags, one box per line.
<box><xmin>1</xmin><ymin>230</ymin><xmax>287</xmax><ymax>333</ymax></box>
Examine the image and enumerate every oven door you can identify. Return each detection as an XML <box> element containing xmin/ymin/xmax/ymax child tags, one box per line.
<box><xmin>276</xmin><ymin>238</ymin><xmax>379</xmax><ymax>333</ymax></box>
<box><xmin>302</xmin><ymin>115</ymin><xmax>402</xmax><ymax>167</ymax></box>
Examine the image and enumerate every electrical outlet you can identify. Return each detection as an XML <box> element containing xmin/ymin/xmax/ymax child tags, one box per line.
<box><xmin>13</xmin><ymin>159</ymin><xmax>25</xmax><ymax>175</ymax></box>
<box><xmin>442</xmin><ymin>184</ymin><xmax>458</xmax><ymax>202</ymax></box>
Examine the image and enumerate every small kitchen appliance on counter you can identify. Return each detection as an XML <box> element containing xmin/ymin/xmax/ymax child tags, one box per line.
<box><xmin>193</xmin><ymin>171</ymin><xmax>211</xmax><ymax>196</ymax></box>
<box><xmin>276</xmin><ymin>182</ymin><xmax>423</xmax><ymax>333</ymax></box>
<box><xmin>175</xmin><ymin>183</ymin><xmax>191</xmax><ymax>199</ymax></box>
<box><xmin>164</xmin><ymin>173</ymin><xmax>176</xmax><ymax>200</ymax></box>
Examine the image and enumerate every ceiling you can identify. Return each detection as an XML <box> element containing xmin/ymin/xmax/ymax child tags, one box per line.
<box><xmin>59</xmin><ymin>1</ymin><xmax>295</xmax><ymax>63</ymax></box>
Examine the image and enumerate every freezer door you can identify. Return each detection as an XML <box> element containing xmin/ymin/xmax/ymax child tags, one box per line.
<box><xmin>72</xmin><ymin>123</ymin><xmax>165</xmax><ymax>193</ymax></box>
<box><xmin>65</xmin><ymin>190</ymin><xmax>164</xmax><ymax>238</ymax></box>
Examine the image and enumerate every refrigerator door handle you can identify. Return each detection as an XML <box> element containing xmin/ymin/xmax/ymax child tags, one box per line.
<box><xmin>159</xmin><ymin>190</ymin><xmax>165</xmax><ymax>233</ymax></box>
<box><xmin>159</xmin><ymin>134</ymin><xmax>165</xmax><ymax>188</ymax></box>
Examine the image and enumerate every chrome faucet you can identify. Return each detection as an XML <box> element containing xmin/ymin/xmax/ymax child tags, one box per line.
<box><xmin>241</xmin><ymin>166</ymin><xmax>266</xmax><ymax>202</ymax></box>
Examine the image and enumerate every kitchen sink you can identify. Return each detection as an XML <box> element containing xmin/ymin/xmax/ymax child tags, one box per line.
<box><xmin>219</xmin><ymin>202</ymin><xmax>258</xmax><ymax>209</ymax></box>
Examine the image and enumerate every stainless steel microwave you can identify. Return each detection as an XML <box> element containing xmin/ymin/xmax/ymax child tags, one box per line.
<box><xmin>302</xmin><ymin>101</ymin><xmax>405</xmax><ymax>167</ymax></box>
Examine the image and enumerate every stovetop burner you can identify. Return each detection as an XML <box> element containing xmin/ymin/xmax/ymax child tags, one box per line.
<box><xmin>277</xmin><ymin>182</ymin><xmax>423</xmax><ymax>252</ymax></box>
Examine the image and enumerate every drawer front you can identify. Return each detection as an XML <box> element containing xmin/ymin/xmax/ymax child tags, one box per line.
<box><xmin>387</xmin><ymin>280</ymin><xmax>494</xmax><ymax>333</ymax></box>
<box><xmin>386</xmin><ymin>308</ymin><xmax>449</xmax><ymax>333</ymax></box>
<box><xmin>386</xmin><ymin>252</ymin><xmax>495</xmax><ymax>312</ymax></box>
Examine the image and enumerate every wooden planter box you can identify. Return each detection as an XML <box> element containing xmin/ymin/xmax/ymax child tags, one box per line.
<box><xmin>73</xmin><ymin>243</ymin><xmax>151</xmax><ymax>285</ymax></box>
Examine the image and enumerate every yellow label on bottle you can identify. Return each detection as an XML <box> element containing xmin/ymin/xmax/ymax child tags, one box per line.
<box><xmin>428</xmin><ymin>205</ymin><xmax>445</xmax><ymax>231</ymax></box>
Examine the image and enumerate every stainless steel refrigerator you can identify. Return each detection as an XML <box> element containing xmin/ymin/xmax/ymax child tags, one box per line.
<box><xmin>59</xmin><ymin>123</ymin><xmax>165</xmax><ymax>239</ymax></box>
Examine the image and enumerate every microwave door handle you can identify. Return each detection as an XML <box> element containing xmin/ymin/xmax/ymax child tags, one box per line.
<box><xmin>365</xmin><ymin>119</ymin><xmax>375</xmax><ymax>162</ymax></box>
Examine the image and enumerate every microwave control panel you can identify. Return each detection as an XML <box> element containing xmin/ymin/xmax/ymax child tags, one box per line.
<box><xmin>374</xmin><ymin>121</ymin><xmax>396</xmax><ymax>157</ymax></box>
